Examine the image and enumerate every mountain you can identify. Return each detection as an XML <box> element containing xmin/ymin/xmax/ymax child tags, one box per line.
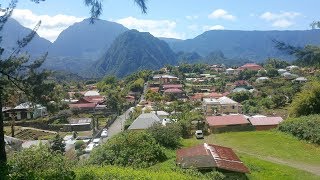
<box><xmin>43</xmin><ymin>19</ymin><xmax>128</xmax><ymax>73</ymax></box>
<box><xmin>1</xmin><ymin>18</ymin><xmax>51</xmax><ymax>57</ymax></box>
<box><xmin>176</xmin><ymin>51</ymin><xmax>202</xmax><ymax>63</ymax></box>
<box><xmin>165</xmin><ymin>30</ymin><xmax>320</xmax><ymax>62</ymax></box>
<box><xmin>92</xmin><ymin>30</ymin><xmax>177</xmax><ymax>77</ymax></box>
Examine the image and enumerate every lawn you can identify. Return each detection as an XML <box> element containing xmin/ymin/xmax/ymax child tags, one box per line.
<box><xmin>182</xmin><ymin>130</ymin><xmax>320</xmax><ymax>166</ymax></box>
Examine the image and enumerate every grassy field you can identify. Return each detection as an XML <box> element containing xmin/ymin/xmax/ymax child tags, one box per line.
<box><xmin>182</xmin><ymin>130</ymin><xmax>320</xmax><ymax>165</ymax></box>
<box><xmin>179</xmin><ymin>130</ymin><xmax>320</xmax><ymax>179</ymax></box>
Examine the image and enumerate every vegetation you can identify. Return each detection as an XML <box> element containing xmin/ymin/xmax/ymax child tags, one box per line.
<box><xmin>50</xmin><ymin>134</ymin><xmax>66</xmax><ymax>154</ymax></box>
<box><xmin>289</xmin><ymin>81</ymin><xmax>320</xmax><ymax>117</ymax></box>
<box><xmin>88</xmin><ymin>131</ymin><xmax>167</xmax><ymax>168</ymax></box>
<box><xmin>147</xmin><ymin>123</ymin><xmax>182</xmax><ymax>149</ymax></box>
<box><xmin>182</xmin><ymin>131</ymin><xmax>320</xmax><ymax>165</ymax></box>
<box><xmin>278</xmin><ymin>114</ymin><xmax>320</xmax><ymax>144</ymax></box>
<box><xmin>7</xmin><ymin>144</ymin><xmax>75</xmax><ymax>179</ymax></box>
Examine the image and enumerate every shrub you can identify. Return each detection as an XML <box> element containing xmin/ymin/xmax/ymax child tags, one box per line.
<box><xmin>278</xmin><ymin>114</ymin><xmax>320</xmax><ymax>144</ymax></box>
<box><xmin>147</xmin><ymin>123</ymin><xmax>182</xmax><ymax>149</ymax></box>
<box><xmin>88</xmin><ymin>131</ymin><xmax>167</xmax><ymax>168</ymax></box>
<box><xmin>8</xmin><ymin>144</ymin><xmax>75</xmax><ymax>179</ymax></box>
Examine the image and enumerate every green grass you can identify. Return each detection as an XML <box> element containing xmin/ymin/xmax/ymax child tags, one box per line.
<box><xmin>240</xmin><ymin>153</ymin><xmax>320</xmax><ymax>180</ymax></box>
<box><xmin>182</xmin><ymin>130</ymin><xmax>320</xmax><ymax>165</ymax></box>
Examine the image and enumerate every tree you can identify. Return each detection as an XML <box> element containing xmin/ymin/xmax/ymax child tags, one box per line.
<box><xmin>50</xmin><ymin>134</ymin><xmax>66</xmax><ymax>154</ymax></box>
<box><xmin>7</xmin><ymin>144</ymin><xmax>75</xmax><ymax>179</ymax></box>
<box><xmin>289</xmin><ymin>81</ymin><xmax>320</xmax><ymax>117</ymax></box>
<box><xmin>0</xmin><ymin>0</ymin><xmax>55</xmax><ymax>165</ymax></box>
<box><xmin>89</xmin><ymin>131</ymin><xmax>166</xmax><ymax>168</ymax></box>
<box><xmin>147</xmin><ymin>123</ymin><xmax>182</xmax><ymax>149</ymax></box>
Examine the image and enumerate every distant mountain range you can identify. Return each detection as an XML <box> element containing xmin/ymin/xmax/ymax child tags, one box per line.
<box><xmin>1</xmin><ymin>18</ymin><xmax>51</xmax><ymax>58</ymax></box>
<box><xmin>3</xmin><ymin>18</ymin><xmax>320</xmax><ymax>78</ymax></box>
<box><xmin>164</xmin><ymin>30</ymin><xmax>320</xmax><ymax>61</ymax></box>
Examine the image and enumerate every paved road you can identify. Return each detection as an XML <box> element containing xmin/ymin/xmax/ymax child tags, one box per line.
<box><xmin>102</xmin><ymin>107</ymin><xmax>133</xmax><ymax>142</ymax></box>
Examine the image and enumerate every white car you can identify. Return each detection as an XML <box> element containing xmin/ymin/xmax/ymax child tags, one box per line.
<box><xmin>92</xmin><ymin>138</ymin><xmax>101</xmax><ymax>144</ymax></box>
<box><xmin>101</xmin><ymin>130</ymin><xmax>108</xmax><ymax>138</ymax></box>
<box><xmin>84</xmin><ymin>142</ymin><xmax>96</xmax><ymax>153</ymax></box>
<box><xmin>195</xmin><ymin>130</ymin><xmax>204</xmax><ymax>139</ymax></box>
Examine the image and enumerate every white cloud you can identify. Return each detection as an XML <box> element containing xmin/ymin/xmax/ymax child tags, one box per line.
<box><xmin>260</xmin><ymin>11</ymin><xmax>301</xmax><ymax>28</ymax></box>
<box><xmin>208</xmin><ymin>9</ymin><xmax>236</xmax><ymax>20</ymax></box>
<box><xmin>186</xmin><ymin>15</ymin><xmax>199</xmax><ymax>20</ymax></box>
<box><xmin>12</xmin><ymin>9</ymin><xmax>85</xmax><ymax>42</ymax></box>
<box><xmin>116</xmin><ymin>16</ymin><xmax>184</xmax><ymax>39</ymax></box>
<box><xmin>187</xmin><ymin>24</ymin><xmax>199</xmax><ymax>31</ymax></box>
<box><xmin>203</xmin><ymin>25</ymin><xmax>225</xmax><ymax>31</ymax></box>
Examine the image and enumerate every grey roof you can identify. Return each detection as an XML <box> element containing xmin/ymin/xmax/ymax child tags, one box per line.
<box><xmin>128</xmin><ymin>113</ymin><xmax>161</xmax><ymax>130</ymax></box>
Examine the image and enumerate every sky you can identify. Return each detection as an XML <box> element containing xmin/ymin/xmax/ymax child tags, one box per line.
<box><xmin>3</xmin><ymin>0</ymin><xmax>320</xmax><ymax>42</ymax></box>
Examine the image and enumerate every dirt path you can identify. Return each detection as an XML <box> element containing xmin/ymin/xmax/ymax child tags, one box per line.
<box><xmin>236</xmin><ymin>150</ymin><xmax>320</xmax><ymax>176</ymax></box>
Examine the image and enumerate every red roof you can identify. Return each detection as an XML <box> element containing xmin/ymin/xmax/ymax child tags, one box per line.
<box><xmin>69</xmin><ymin>103</ymin><xmax>96</xmax><ymax>109</ymax></box>
<box><xmin>249</xmin><ymin>117</ymin><xmax>283</xmax><ymax>126</ymax></box>
<box><xmin>176</xmin><ymin>143</ymin><xmax>250</xmax><ymax>173</ymax></box>
<box><xmin>237</xmin><ymin>63</ymin><xmax>262</xmax><ymax>71</ymax></box>
<box><xmin>83</xmin><ymin>96</ymin><xmax>104</xmax><ymax>104</ymax></box>
<box><xmin>206</xmin><ymin>115</ymin><xmax>250</xmax><ymax>126</ymax></box>
<box><xmin>164</xmin><ymin>88</ymin><xmax>183</xmax><ymax>93</ymax></box>
<box><xmin>163</xmin><ymin>84</ymin><xmax>183</xmax><ymax>90</ymax></box>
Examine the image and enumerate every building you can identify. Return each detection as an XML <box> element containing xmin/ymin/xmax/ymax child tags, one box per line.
<box><xmin>206</xmin><ymin>115</ymin><xmax>251</xmax><ymax>133</ymax></box>
<box><xmin>153</xmin><ymin>75</ymin><xmax>178</xmax><ymax>84</ymax></box>
<box><xmin>176</xmin><ymin>143</ymin><xmax>250</xmax><ymax>173</ymax></box>
<box><xmin>203</xmin><ymin>96</ymin><xmax>242</xmax><ymax>115</ymax></box>
<box><xmin>293</xmin><ymin>77</ymin><xmax>307</xmax><ymax>83</ymax></box>
<box><xmin>237</xmin><ymin>63</ymin><xmax>263</xmax><ymax>71</ymax></box>
<box><xmin>249</xmin><ymin>117</ymin><xmax>283</xmax><ymax>130</ymax></box>
<box><xmin>3</xmin><ymin>102</ymin><xmax>47</xmax><ymax>120</ymax></box>
<box><xmin>62</xmin><ymin>118</ymin><xmax>93</xmax><ymax>131</ymax></box>
<box><xmin>128</xmin><ymin>113</ymin><xmax>161</xmax><ymax>130</ymax></box>
<box><xmin>226</xmin><ymin>68</ymin><xmax>235</xmax><ymax>75</ymax></box>
<box><xmin>190</xmin><ymin>92</ymin><xmax>224</xmax><ymax>102</ymax></box>
<box><xmin>256</xmin><ymin>77</ymin><xmax>269</xmax><ymax>83</ymax></box>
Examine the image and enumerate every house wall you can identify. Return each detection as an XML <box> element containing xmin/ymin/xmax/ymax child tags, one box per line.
<box><xmin>209</xmin><ymin>124</ymin><xmax>254</xmax><ymax>133</ymax></box>
<box><xmin>255</xmin><ymin>125</ymin><xmax>278</xmax><ymax>131</ymax></box>
<box><xmin>204</xmin><ymin>104</ymin><xmax>242</xmax><ymax>115</ymax></box>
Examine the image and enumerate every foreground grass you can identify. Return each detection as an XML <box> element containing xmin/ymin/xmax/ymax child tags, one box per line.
<box><xmin>182</xmin><ymin>130</ymin><xmax>320</xmax><ymax>165</ymax></box>
<box><xmin>75</xmin><ymin>165</ymin><xmax>200</xmax><ymax>180</ymax></box>
<box><xmin>240</xmin><ymin>153</ymin><xmax>319</xmax><ymax>180</ymax></box>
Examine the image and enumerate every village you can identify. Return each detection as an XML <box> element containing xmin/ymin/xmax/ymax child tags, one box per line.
<box><xmin>3</xmin><ymin>59</ymin><xmax>319</xmax><ymax>178</ymax></box>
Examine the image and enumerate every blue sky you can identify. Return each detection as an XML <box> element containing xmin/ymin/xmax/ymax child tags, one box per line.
<box><xmin>4</xmin><ymin>0</ymin><xmax>320</xmax><ymax>42</ymax></box>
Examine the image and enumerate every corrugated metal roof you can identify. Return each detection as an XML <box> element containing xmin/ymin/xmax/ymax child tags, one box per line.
<box><xmin>249</xmin><ymin>117</ymin><xmax>283</xmax><ymax>126</ymax></box>
<box><xmin>128</xmin><ymin>113</ymin><xmax>161</xmax><ymax>130</ymax></box>
<box><xmin>206</xmin><ymin>115</ymin><xmax>250</xmax><ymax>126</ymax></box>
<box><xmin>176</xmin><ymin>143</ymin><xmax>250</xmax><ymax>173</ymax></box>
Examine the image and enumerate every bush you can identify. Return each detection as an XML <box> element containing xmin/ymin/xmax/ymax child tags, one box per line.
<box><xmin>75</xmin><ymin>140</ymin><xmax>85</xmax><ymax>150</ymax></box>
<box><xmin>278</xmin><ymin>114</ymin><xmax>320</xmax><ymax>144</ymax></box>
<box><xmin>147</xmin><ymin>123</ymin><xmax>182</xmax><ymax>149</ymax></box>
<box><xmin>88</xmin><ymin>131</ymin><xmax>167</xmax><ymax>168</ymax></box>
<box><xmin>8</xmin><ymin>144</ymin><xmax>75</xmax><ymax>179</ymax></box>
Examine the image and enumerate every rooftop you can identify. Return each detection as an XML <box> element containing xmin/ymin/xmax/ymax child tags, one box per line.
<box><xmin>128</xmin><ymin>113</ymin><xmax>161</xmax><ymax>130</ymax></box>
<box><xmin>206</xmin><ymin>115</ymin><xmax>250</xmax><ymax>126</ymax></box>
<box><xmin>176</xmin><ymin>143</ymin><xmax>250</xmax><ymax>173</ymax></box>
<box><xmin>84</xmin><ymin>90</ymin><xmax>100</xmax><ymax>97</ymax></box>
<box><xmin>249</xmin><ymin>117</ymin><xmax>283</xmax><ymax>126</ymax></box>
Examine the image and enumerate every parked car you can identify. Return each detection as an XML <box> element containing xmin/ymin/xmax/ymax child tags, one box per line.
<box><xmin>195</xmin><ymin>130</ymin><xmax>204</xmax><ymax>139</ymax></box>
<box><xmin>84</xmin><ymin>142</ymin><xmax>96</xmax><ymax>153</ymax></box>
<box><xmin>101</xmin><ymin>129</ymin><xmax>108</xmax><ymax>138</ymax></box>
<box><xmin>92</xmin><ymin>138</ymin><xmax>101</xmax><ymax>145</ymax></box>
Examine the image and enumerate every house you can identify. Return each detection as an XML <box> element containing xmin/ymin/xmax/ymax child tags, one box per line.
<box><xmin>256</xmin><ymin>77</ymin><xmax>269</xmax><ymax>83</ymax></box>
<box><xmin>128</xmin><ymin>113</ymin><xmax>161</xmax><ymax>130</ymax></box>
<box><xmin>153</xmin><ymin>75</ymin><xmax>178</xmax><ymax>84</ymax></box>
<box><xmin>84</xmin><ymin>90</ymin><xmax>100</xmax><ymax>97</ymax></box>
<box><xmin>231</xmin><ymin>87</ymin><xmax>249</xmax><ymax>93</ymax></box>
<box><xmin>162</xmin><ymin>84</ymin><xmax>183</xmax><ymax>90</ymax></box>
<box><xmin>206</xmin><ymin>115</ymin><xmax>251</xmax><ymax>132</ymax></box>
<box><xmin>151</xmin><ymin>110</ymin><xmax>169</xmax><ymax>120</ymax></box>
<box><xmin>190</xmin><ymin>92</ymin><xmax>224</xmax><ymax>102</ymax></box>
<box><xmin>203</xmin><ymin>96</ymin><xmax>242</xmax><ymax>115</ymax></box>
<box><xmin>176</xmin><ymin>143</ymin><xmax>250</xmax><ymax>173</ymax></box>
<box><xmin>237</xmin><ymin>63</ymin><xmax>263</xmax><ymax>71</ymax></box>
<box><xmin>249</xmin><ymin>117</ymin><xmax>283</xmax><ymax>130</ymax></box>
<box><xmin>3</xmin><ymin>102</ymin><xmax>47</xmax><ymax>120</ymax></box>
<box><xmin>281</xmin><ymin>72</ymin><xmax>298</xmax><ymax>79</ymax></box>
<box><xmin>226</xmin><ymin>68</ymin><xmax>235</xmax><ymax>75</ymax></box>
<box><xmin>62</xmin><ymin>118</ymin><xmax>93</xmax><ymax>131</ymax></box>
<box><xmin>278</xmin><ymin>69</ymin><xmax>287</xmax><ymax>74</ymax></box>
<box><xmin>286</xmin><ymin>65</ymin><xmax>299</xmax><ymax>71</ymax></box>
<box><xmin>293</xmin><ymin>77</ymin><xmax>307</xmax><ymax>83</ymax></box>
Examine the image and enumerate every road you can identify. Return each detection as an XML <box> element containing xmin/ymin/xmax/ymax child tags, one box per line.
<box><xmin>102</xmin><ymin>107</ymin><xmax>133</xmax><ymax>142</ymax></box>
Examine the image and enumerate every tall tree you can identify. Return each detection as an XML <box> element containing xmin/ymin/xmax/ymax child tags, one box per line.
<box><xmin>0</xmin><ymin>0</ymin><xmax>54</xmax><ymax>165</ymax></box>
